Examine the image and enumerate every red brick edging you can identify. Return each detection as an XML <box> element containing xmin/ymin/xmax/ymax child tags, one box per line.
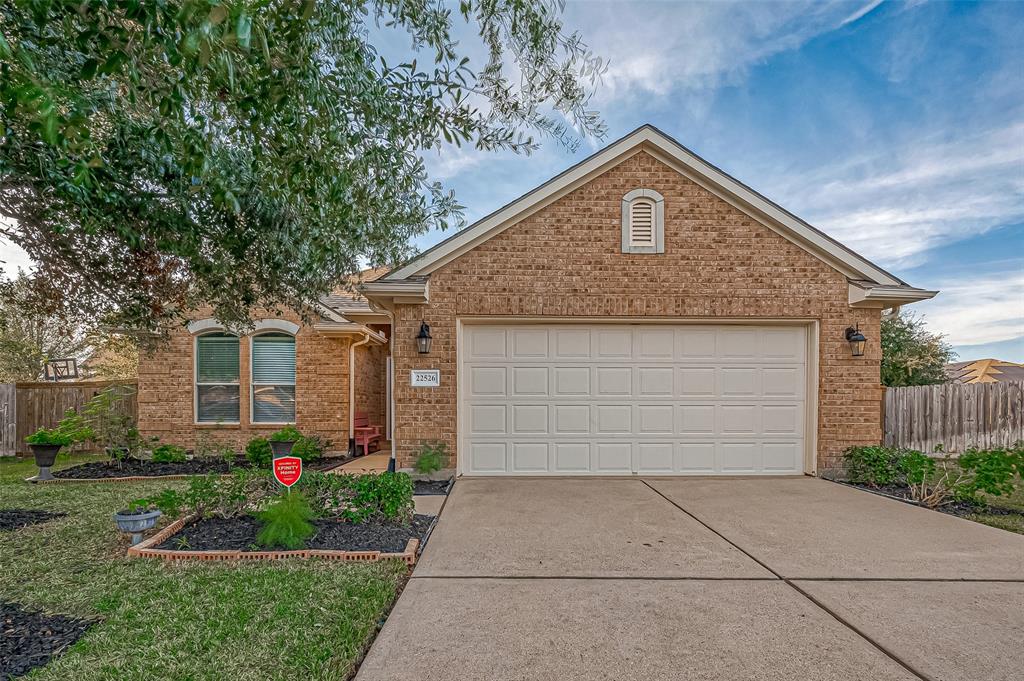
<box><xmin>126</xmin><ymin>514</ymin><xmax>419</xmax><ymax>566</ymax></box>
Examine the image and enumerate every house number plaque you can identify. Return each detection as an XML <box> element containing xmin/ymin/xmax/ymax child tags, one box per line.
<box><xmin>411</xmin><ymin>369</ymin><xmax>441</xmax><ymax>387</ymax></box>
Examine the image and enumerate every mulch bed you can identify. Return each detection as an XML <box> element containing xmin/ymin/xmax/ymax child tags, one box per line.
<box><xmin>156</xmin><ymin>514</ymin><xmax>434</xmax><ymax>554</ymax></box>
<box><xmin>0</xmin><ymin>510</ymin><xmax>66</xmax><ymax>532</ymax></box>
<box><xmin>52</xmin><ymin>456</ymin><xmax>344</xmax><ymax>480</ymax></box>
<box><xmin>0</xmin><ymin>602</ymin><xmax>95</xmax><ymax>680</ymax></box>
<box><xmin>413</xmin><ymin>479</ymin><xmax>452</xmax><ymax>496</ymax></box>
<box><xmin>842</xmin><ymin>481</ymin><xmax>1024</xmax><ymax>521</ymax></box>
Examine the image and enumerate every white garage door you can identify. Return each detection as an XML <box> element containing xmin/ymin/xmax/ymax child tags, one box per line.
<box><xmin>461</xmin><ymin>324</ymin><xmax>809</xmax><ymax>476</ymax></box>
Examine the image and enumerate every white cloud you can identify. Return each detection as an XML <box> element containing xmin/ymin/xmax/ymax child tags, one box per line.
<box><xmin>913</xmin><ymin>269</ymin><xmax>1024</xmax><ymax>347</ymax></box>
<box><xmin>565</xmin><ymin>1</ymin><xmax>879</xmax><ymax>102</ymax></box>
<box><xmin>765</xmin><ymin>121</ymin><xmax>1024</xmax><ymax>268</ymax></box>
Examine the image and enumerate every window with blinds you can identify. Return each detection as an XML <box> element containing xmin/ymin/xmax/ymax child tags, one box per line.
<box><xmin>195</xmin><ymin>333</ymin><xmax>240</xmax><ymax>423</ymax></box>
<box><xmin>251</xmin><ymin>333</ymin><xmax>296</xmax><ymax>423</ymax></box>
<box><xmin>629</xmin><ymin>199</ymin><xmax>655</xmax><ymax>246</ymax></box>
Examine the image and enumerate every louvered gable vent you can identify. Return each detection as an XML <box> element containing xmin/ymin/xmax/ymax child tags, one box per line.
<box><xmin>629</xmin><ymin>199</ymin><xmax>655</xmax><ymax>246</ymax></box>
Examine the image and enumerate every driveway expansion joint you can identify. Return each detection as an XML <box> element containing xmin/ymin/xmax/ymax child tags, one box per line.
<box><xmin>640</xmin><ymin>480</ymin><xmax>934</xmax><ymax>681</ymax></box>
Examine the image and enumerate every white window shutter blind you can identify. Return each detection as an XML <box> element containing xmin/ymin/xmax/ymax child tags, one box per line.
<box><xmin>195</xmin><ymin>333</ymin><xmax>240</xmax><ymax>422</ymax></box>
<box><xmin>630</xmin><ymin>199</ymin><xmax>655</xmax><ymax>246</ymax></box>
<box><xmin>252</xmin><ymin>333</ymin><xmax>296</xmax><ymax>423</ymax></box>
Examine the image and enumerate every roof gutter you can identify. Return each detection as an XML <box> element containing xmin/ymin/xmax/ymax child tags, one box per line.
<box><xmin>848</xmin><ymin>282</ymin><xmax>938</xmax><ymax>308</ymax></box>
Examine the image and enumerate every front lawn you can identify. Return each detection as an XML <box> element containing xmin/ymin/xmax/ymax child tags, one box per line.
<box><xmin>0</xmin><ymin>454</ymin><xmax>405</xmax><ymax>680</ymax></box>
<box><xmin>965</xmin><ymin>486</ymin><xmax>1024</xmax><ymax>534</ymax></box>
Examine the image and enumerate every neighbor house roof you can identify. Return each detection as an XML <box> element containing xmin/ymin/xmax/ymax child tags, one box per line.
<box><xmin>366</xmin><ymin>124</ymin><xmax>935</xmax><ymax>307</ymax></box>
<box><xmin>947</xmin><ymin>359</ymin><xmax>1024</xmax><ymax>384</ymax></box>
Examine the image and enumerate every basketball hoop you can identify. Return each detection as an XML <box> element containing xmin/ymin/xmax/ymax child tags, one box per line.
<box><xmin>44</xmin><ymin>358</ymin><xmax>79</xmax><ymax>381</ymax></box>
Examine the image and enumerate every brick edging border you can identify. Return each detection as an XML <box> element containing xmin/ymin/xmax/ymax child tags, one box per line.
<box><xmin>126</xmin><ymin>514</ymin><xmax>419</xmax><ymax>566</ymax></box>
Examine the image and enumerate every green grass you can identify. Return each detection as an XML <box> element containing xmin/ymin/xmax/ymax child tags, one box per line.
<box><xmin>0</xmin><ymin>454</ymin><xmax>405</xmax><ymax>680</ymax></box>
<box><xmin>966</xmin><ymin>486</ymin><xmax>1024</xmax><ymax>534</ymax></box>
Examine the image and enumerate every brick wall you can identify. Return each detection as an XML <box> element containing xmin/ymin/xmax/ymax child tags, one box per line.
<box><xmin>391</xmin><ymin>150</ymin><xmax>882</xmax><ymax>473</ymax></box>
<box><xmin>137</xmin><ymin>308</ymin><xmax>381</xmax><ymax>455</ymax></box>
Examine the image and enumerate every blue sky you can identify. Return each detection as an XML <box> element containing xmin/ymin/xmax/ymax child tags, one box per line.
<box><xmin>1</xmin><ymin>1</ymin><xmax>1021</xmax><ymax>361</ymax></box>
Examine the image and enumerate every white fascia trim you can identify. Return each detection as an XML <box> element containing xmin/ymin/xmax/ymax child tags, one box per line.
<box><xmin>848</xmin><ymin>283</ymin><xmax>938</xmax><ymax>308</ymax></box>
<box><xmin>312</xmin><ymin>322</ymin><xmax>387</xmax><ymax>344</ymax></box>
<box><xmin>359</xmin><ymin>279</ymin><xmax>429</xmax><ymax>305</ymax></box>
<box><xmin>385</xmin><ymin>125</ymin><xmax>906</xmax><ymax>287</ymax></box>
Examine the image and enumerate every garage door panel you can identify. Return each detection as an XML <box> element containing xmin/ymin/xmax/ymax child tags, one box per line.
<box><xmin>595</xmin><ymin>442</ymin><xmax>632</xmax><ymax>472</ymax></box>
<box><xmin>596</xmin><ymin>367</ymin><xmax>632</xmax><ymax>395</ymax></box>
<box><xmin>469</xmin><ymin>405</ymin><xmax>507</xmax><ymax>434</ymax></box>
<box><xmin>470</xmin><ymin>366</ymin><xmax>507</xmax><ymax>396</ymax></box>
<box><xmin>553</xmin><ymin>405</ymin><xmax>590</xmax><ymax>434</ymax></box>
<box><xmin>552</xmin><ymin>442</ymin><xmax>591</xmax><ymax>471</ymax></box>
<box><xmin>596</xmin><ymin>405</ymin><xmax>632</xmax><ymax>433</ymax></box>
<box><xmin>637</xmin><ymin>442</ymin><xmax>674</xmax><ymax>472</ymax></box>
<box><xmin>554</xmin><ymin>328</ymin><xmax>591</xmax><ymax>358</ymax></box>
<box><xmin>511</xmin><ymin>328</ymin><xmax>549</xmax><ymax>359</ymax></box>
<box><xmin>553</xmin><ymin>366</ymin><xmax>590</xmax><ymax>395</ymax></box>
<box><xmin>638</xmin><ymin>367</ymin><xmax>674</xmax><ymax>395</ymax></box>
<box><xmin>511</xmin><ymin>442</ymin><xmax>549</xmax><ymax>472</ymax></box>
<box><xmin>679</xmin><ymin>443</ymin><xmax>716</xmax><ymax>472</ymax></box>
<box><xmin>462</xmin><ymin>324</ymin><xmax>808</xmax><ymax>475</ymax></box>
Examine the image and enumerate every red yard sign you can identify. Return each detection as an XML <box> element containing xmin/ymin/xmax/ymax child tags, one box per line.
<box><xmin>273</xmin><ymin>456</ymin><xmax>303</xmax><ymax>488</ymax></box>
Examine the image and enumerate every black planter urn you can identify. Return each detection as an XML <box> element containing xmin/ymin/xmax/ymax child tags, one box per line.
<box><xmin>269</xmin><ymin>440</ymin><xmax>296</xmax><ymax>458</ymax></box>
<box><xmin>28</xmin><ymin>444</ymin><xmax>62</xmax><ymax>482</ymax></box>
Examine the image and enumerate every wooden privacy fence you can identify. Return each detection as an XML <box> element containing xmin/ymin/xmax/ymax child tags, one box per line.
<box><xmin>884</xmin><ymin>381</ymin><xmax>1024</xmax><ymax>454</ymax></box>
<box><xmin>0</xmin><ymin>380</ymin><xmax>138</xmax><ymax>456</ymax></box>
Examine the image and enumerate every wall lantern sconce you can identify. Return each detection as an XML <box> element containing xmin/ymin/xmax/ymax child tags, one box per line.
<box><xmin>845</xmin><ymin>325</ymin><xmax>867</xmax><ymax>357</ymax></box>
<box><xmin>416</xmin><ymin>322</ymin><xmax>432</xmax><ymax>354</ymax></box>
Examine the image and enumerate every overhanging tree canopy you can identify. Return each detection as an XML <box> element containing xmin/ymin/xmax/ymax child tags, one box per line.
<box><xmin>0</xmin><ymin>0</ymin><xmax>605</xmax><ymax>331</ymax></box>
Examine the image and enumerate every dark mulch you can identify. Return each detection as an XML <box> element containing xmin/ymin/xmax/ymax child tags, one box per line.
<box><xmin>413</xmin><ymin>479</ymin><xmax>452</xmax><ymax>496</ymax></box>
<box><xmin>0</xmin><ymin>602</ymin><xmax>95</xmax><ymax>680</ymax></box>
<box><xmin>156</xmin><ymin>514</ymin><xmax>434</xmax><ymax>554</ymax></box>
<box><xmin>52</xmin><ymin>456</ymin><xmax>344</xmax><ymax>480</ymax></box>
<box><xmin>0</xmin><ymin>510</ymin><xmax>67</xmax><ymax>532</ymax></box>
<box><xmin>843</xmin><ymin>481</ymin><xmax>1024</xmax><ymax>520</ymax></box>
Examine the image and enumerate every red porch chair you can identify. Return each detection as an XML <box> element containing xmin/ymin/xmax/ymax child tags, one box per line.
<box><xmin>353</xmin><ymin>411</ymin><xmax>382</xmax><ymax>456</ymax></box>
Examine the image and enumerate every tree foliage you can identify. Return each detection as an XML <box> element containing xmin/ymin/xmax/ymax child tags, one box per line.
<box><xmin>0</xmin><ymin>0</ymin><xmax>605</xmax><ymax>331</ymax></box>
<box><xmin>880</xmin><ymin>312</ymin><xmax>954</xmax><ymax>387</ymax></box>
<box><xmin>0</xmin><ymin>271</ymin><xmax>89</xmax><ymax>381</ymax></box>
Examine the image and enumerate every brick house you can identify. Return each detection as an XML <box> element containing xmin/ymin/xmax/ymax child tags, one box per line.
<box><xmin>137</xmin><ymin>125</ymin><xmax>936</xmax><ymax>475</ymax></box>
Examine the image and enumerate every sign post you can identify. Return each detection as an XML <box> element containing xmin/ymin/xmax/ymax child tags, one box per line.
<box><xmin>273</xmin><ymin>456</ymin><xmax>303</xmax><ymax>489</ymax></box>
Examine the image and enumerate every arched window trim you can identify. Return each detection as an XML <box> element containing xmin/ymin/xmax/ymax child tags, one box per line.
<box><xmin>621</xmin><ymin>188</ymin><xmax>665</xmax><ymax>254</ymax></box>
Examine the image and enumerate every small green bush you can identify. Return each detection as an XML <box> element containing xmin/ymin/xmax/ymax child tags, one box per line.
<box><xmin>246</xmin><ymin>437</ymin><xmax>273</xmax><ymax>468</ymax></box>
<box><xmin>896</xmin><ymin>450</ymin><xmax>936</xmax><ymax>485</ymax></box>
<box><xmin>292</xmin><ymin>435</ymin><xmax>327</xmax><ymax>462</ymax></box>
<box><xmin>954</xmin><ymin>445</ymin><xmax>1024</xmax><ymax>501</ymax></box>
<box><xmin>24</xmin><ymin>427</ymin><xmax>73</xmax><ymax>447</ymax></box>
<box><xmin>152</xmin><ymin>444</ymin><xmax>187</xmax><ymax>463</ymax></box>
<box><xmin>269</xmin><ymin>425</ymin><xmax>302</xmax><ymax>442</ymax></box>
<box><xmin>132</xmin><ymin>469</ymin><xmax>276</xmax><ymax>519</ymax></box>
<box><xmin>414</xmin><ymin>442</ymin><xmax>447</xmax><ymax>474</ymax></box>
<box><xmin>843</xmin><ymin>446</ymin><xmax>902</xmax><ymax>486</ymax></box>
<box><xmin>257</xmin><ymin>492</ymin><xmax>316</xmax><ymax>550</ymax></box>
<box><xmin>298</xmin><ymin>471</ymin><xmax>414</xmax><ymax>523</ymax></box>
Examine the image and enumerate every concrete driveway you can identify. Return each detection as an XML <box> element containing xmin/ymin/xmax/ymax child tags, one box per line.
<box><xmin>356</xmin><ymin>477</ymin><xmax>1024</xmax><ymax>681</ymax></box>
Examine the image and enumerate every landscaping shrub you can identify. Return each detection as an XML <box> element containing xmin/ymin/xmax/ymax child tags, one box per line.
<box><xmin>842</xmin><ymin>446</ymin><xmax>903</xmax><ymax>486</ymax></box>
<box><xmin>346</xmin><ymin>472</ymin><xmax>414</xmax><ymax>523</ymax></box>
<box><xmin>133</xmin><ymin>470</ymin><xmax>276</xmax><ymax>519</ymax></box>
<box><xmin>152</xmin><ymin>444</ymin><xmax>187</xmax><ymax>464</ymax></box>
<box><xmin>292</xmin><ymin>435</ymin><xmax>327</xmax><ymax>462</ymax></box>
<box><xmin>24</xmin><ymin>427</ymin><xmax>73</xmax><ymax>447</ymax></box>
<box><xmin>955</xmin><ymin>445</ymin><xmax>1024</xmax><ymax>502</ymax></box>
<box><xmin>413</xmin><ymin>442</ymin><xmax>447</xmax><ymax>474</ymax></box>
<box><xmin>269</xmin><ymin>425</ymin><xmax>302</xmax><ymax>442</ymax></box>
<box><xmin>299</xmin><ymin>471</ymin><xmax>414</xmax><ymax>523</ymax></box>
<box><xmin>257</xmin><ymin>492</ymin><xmax>315</xmax><ymax>550</ymax></box>
<box><xmin>245</xmin><ymin>437</ymin><xmax>273</xmax><ymax>468</ymax></box>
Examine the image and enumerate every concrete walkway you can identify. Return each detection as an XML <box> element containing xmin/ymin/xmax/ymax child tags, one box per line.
<box><xmin>356</xmin><ymin>477</ymin><xmax>1024</xmax><ymax>681</ymax></box>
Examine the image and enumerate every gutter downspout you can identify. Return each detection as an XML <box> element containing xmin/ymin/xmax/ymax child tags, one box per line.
<box><xmin>349</xmin><ymin>333</ymin><xmax>373</xmax><ymax>457</ymax></box>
